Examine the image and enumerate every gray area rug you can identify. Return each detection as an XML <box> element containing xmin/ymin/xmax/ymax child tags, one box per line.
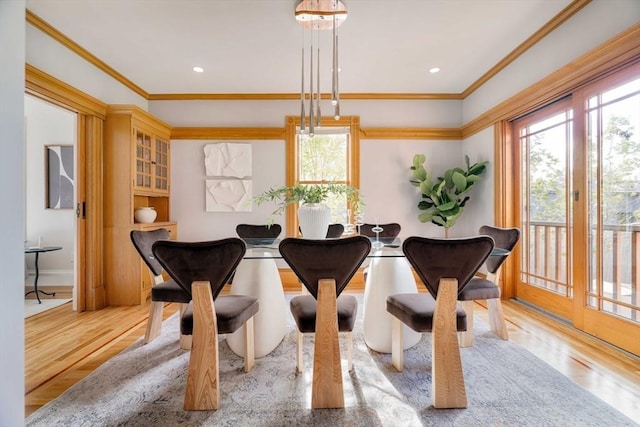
<box><xmin>27</xmin><ymin>300</ymin><xmax>638</xmax><ymax>427</ymax></box>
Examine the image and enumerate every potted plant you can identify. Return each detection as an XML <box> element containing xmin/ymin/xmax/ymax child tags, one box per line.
<box><xmin>409</xmin><ymin>154</ymin><xmax>488</xmax><ymax>237</ymax></box>
<box><xmin>253</xmin><ymin>182</ymin><xmax>362</xmax><ymax>238</ymax></box>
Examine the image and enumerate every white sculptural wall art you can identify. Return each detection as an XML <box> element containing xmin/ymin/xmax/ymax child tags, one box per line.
<box><xmin>203</xmin><ymin>143</ymin><xmax>252</xmax><ymax>212</ymax></box>
<box><xmin>204</xmin><ymin>142</ymin><xmax>251</xmax><ymax>178</ymax></box>
<box><xmin>205</xmin><ymin>179</ymin><xmax>252</xmax><ymax>212</ymax></box>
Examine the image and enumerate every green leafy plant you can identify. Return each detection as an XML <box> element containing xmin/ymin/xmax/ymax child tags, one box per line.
<box><xmin>409</xmin><ymin>154</ymin><xmax>488</xmax><ymax>235</ymax></box>
<box><xmin>253</xmin><ymin>182</ymin><xmax>362</xmax><ymax>219</ymax></box>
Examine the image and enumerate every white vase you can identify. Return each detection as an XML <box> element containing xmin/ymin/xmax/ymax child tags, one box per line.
<box><xmin>134</xmin><ymin>207</ymin><xmax>157</xmax><ymax>224</ymax></box>
<box><xmin>298</xmin><ymin>203</ymin><xmax>331</xmax><ymax>239</ymax></box>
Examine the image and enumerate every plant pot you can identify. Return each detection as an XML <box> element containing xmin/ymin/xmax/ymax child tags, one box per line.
<box><xmin>298</xmin><ymin>203</ymin><xmax>331</xmax><ymax>239</ymax></box>
<box><xmin>134</xmin><ymin>207</ymin><xmax>157</xmax><ymax>224</ymax></box>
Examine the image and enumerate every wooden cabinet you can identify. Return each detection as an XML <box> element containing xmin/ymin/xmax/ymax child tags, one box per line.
<box><xmin>104</xmin><ymin>105</ymin><xmax>177</xmax><ymax>305</ymax></box>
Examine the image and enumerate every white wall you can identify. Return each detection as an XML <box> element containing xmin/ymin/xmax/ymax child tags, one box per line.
<box><xmin>149</xmin><ymin>99</ymin><xmax>463</xmax><ymax>128</ymax></box>
<box><xmin>0</xmin><ymin>1</ymin><xmax>26</xmax><ymax>425</ymax></box>
<box><xmin>457</xmin><ymin>127</ymin><xmax>495</xmax><ymax>238</ymax></box>
<box><xmin>170</xmin><ymin>136</ymin><xmax>465</xmax><ymax>241</ymax></box>
<box><xmin>360</xmin><ymin>138</ymin><xmax>464</xmax><ymax>239</ymax></box>
<box><xmin>171</xmin><ymin>139</ymin><xmax>285</xmax><ymax>241</ymax></box>
<box><xmin>24</xmin><ymin>95</ymin><xmax>75</xmax><ymax>284</ymax></box>
<box><xmin>26</xmin><ymin>23</ymin><xmax>148</xmax><ymax>108</ymax></box>
<box><xmin>463</xmin><ymin>0</ymin><xmax>640</xmax><ymax>124</ymax></box>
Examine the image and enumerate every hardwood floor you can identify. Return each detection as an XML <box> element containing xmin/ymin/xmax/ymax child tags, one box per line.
<box><xmin>25</xmin><ymin>296</ymin><xmax>640</xmax><ymax>421</ymax></box>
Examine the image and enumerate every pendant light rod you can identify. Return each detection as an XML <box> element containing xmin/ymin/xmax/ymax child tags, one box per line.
<box><xmin>295</xmin><ymin>0</ymin><xmax>347</xmax><ymax>133</ymax></box>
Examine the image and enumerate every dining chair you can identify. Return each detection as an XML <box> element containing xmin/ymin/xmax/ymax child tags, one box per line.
<box><xmin>236</xmin><ymin>223</ymin><xmax>282</xmax><ymax>243</ymax></box>
<box><xmin>152</xmin><ymin>238</ymin><xmax>259</xmax><ymax>410</ymax></box>
<box><xmin>298</xmin><ymin>223</ymin><xmax>344</xmax><ymax>238</ymax></box>
<box><xmin>279</xmin><ymin>235</ymin><xmax>371</xmax><ymax>409</ymax></box>
<box><xmin>227</xmin><ymin>223</ymin><xmax>282</xmax><ymax>284</ymax></box>
<box><xmin>386</xmin><ymin>236</ymin><xmax>494</xmax><ymax>408</ymax></box>
<box><xmin>458</xmin><ymin>225</ymin><xmax>520</xmax><ymax>347</ymax></box>
<box><xmin>129</xmin><ymin>229</ymin><xmax>191</xmax><ymax>347</ymax></box>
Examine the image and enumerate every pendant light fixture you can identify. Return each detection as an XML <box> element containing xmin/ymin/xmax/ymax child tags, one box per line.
<box><xmin>295</xmin><ymin>0</ymin><xmax>347</xmax><ymax>135</ymax></box>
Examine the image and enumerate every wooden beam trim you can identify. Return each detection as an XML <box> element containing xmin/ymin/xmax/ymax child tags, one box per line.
<box><xmin>149</xmin><ymin>92</ymin><xmax>463</xmax><ymax>101</ymax></box>
<box><xmin>462</xmin><ymin>0</ymin><xmax>592</xmax><ymax>98</ymax></box>
<box><xmin>171</xmin><ymin>127</ymin><xmax>285</xmax><ymax>140</ymax></box>
<box><xmin>171</xmin><ymin>126</ymin><xmax>462</xmax><ymax>141</ymax></box>
<box><xmin>462</xmin><ymin>23</ymin><xmax>640</xmax><ymax>138</ymax></box>
<box><xmin>26</xmin><ymin>10</ymin><xmax>149</xmax><ymax>100</ymax></box>
<box><xmin>360</xmin><ymin>127</ymin><xmax>462</xmax><ymax>140</ymax></box>
<box><xmin>26</xmin><ymin>64</ymin><xmax>107</xmax><ymax>118</ymax></box>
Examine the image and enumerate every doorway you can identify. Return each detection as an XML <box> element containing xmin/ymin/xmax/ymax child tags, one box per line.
<box><xmin>24</xmin><ymin>94</ymin><xmax>77</xmax><ymax>312</ymax></box>
<box><xmin>512</xmin><ymin>63</ymin><xmax>640</xmax><ymax>355</ymax></box>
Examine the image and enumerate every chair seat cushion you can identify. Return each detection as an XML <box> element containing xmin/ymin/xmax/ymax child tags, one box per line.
<box><xmin>181</xmin><ymin>295</ymin><xmax>259</xmax><ymax>335</ymax></box>
<box><xmin>150</xmin><ymin>279</ymin><xmax>191</xmax><ymax>304</ymax></box>
<box><xmin>457</xmin><ymin>277</ymin><xmax>500</xmax><ymax>301</ymax></box>
<box><xmin>386</xmin><ymin>293</ymin><xmax>467</xmax><ymax>332</ymax></box>
<box><xmin>290</xmin><ymin>294</ymin><xmax>358</xmax><ymax>333</ymax></box>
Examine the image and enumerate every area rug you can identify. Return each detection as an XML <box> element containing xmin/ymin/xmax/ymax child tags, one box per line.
<box><xmin>24</xmin><ymin>298</ymin><xmax>71</xmax><ymax>318</ymax></box>
<box><xmin>26</xmin><ymin>303</ymin><xmax>638</xmax><ymax>427</ymax></box>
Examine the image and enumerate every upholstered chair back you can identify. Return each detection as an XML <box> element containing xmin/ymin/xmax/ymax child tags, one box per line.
<box><xmin>279</xmin><ymin>236</ymin><xmax>371</xmax><ymax>299</ymax></box>
<box><xmin>152</xmin><ymin>238</ymin><xmax>246</xmax><ymax>299</ymax></box>
<box><xmin>402</xmin><ymin>236</ymin><xmax>494</xmax><ymax>298</ymax></box>
<box><xmin>479</xmin><ymin>225</ymin><xmax>521</xmax><ymax>274</ymax></box>
<box><xmin>130</xmin><ymin>228</ymin><xmax>170</xmax><ymax>276</ymax></box>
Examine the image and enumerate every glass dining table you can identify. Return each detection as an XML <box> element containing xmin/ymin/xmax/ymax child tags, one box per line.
<box><xmin>227</xmin><ymin>237</ymin><xmax>509</xmax><ymax>357</ymax></box>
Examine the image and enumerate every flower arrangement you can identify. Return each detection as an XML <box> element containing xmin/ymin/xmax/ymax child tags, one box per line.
<box><xmin>253</xmin><ymin>182</ymin><xmax>362</xmax><ymax>218</ymax></box>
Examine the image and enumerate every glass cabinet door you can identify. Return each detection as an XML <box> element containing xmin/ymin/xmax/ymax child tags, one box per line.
<box><xmin>154</xmin><ymin>137</ymin><xmax>169</xmax><ymax>192</ymax></box>
<box><xmin>135</xmin><ymin>129</ymin><xmax>153</xmax><ymax>190</ymax></box>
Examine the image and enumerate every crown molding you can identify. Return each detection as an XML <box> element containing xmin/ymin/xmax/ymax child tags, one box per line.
<box><xmin>26</xmin><ymin>9</ymin><xmax>148</xmax><ymax>99</ymax></box>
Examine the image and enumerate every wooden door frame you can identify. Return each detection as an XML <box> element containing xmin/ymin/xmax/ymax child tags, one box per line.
<box><xmin>491</xmin><ymin>25</ymin><xmax>639</xmax><ymax>300</ymax></box>
<box><xmin>25</xmin><ymin>64</ymin><xmax>107</xmax><ymax>311</ymax></box>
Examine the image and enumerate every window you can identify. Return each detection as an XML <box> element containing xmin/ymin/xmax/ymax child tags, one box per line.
<box><xmin>284</xmin><ymin>116</ymin><xmax>360</xmax><ymax>236</ymax></box>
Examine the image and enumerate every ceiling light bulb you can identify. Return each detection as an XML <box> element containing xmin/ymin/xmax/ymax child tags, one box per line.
<box><xmin>429</xmin><ymin>67</ymin><xmax>440</xmax><ymax>74</ymax></box>
<box><xmin>193</xmin><ymin>66</ymin><xmax>204</xmax><ymax>73</ymax></box>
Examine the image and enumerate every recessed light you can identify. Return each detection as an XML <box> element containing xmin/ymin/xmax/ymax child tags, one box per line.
<box><xmin>429</xmin><ymin>67</ymin><xmax>440</xmax><ymax>74</ymax></box>
<box><xmin>193</xmin><ymin>66</ymin><xmax>204</xmax><ymax>73</ymax></box>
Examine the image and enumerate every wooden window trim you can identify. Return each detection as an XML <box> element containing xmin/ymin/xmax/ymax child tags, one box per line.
<box><xmin>284</xmin><ymin>116</ymin><xmax>360</xmax><ymax>236</ymax></box>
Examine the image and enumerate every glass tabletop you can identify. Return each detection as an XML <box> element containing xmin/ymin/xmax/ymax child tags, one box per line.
<box><xmin>241</xmin><ymin>237</ymin><xmax>509</xmax><ymax>260</ymax></box>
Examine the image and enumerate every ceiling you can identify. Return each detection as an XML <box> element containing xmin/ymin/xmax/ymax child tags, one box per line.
<box><xmin>26</xmin><ymin>0</ymin><xmax>574</xmax><ymax>96</ymax></box>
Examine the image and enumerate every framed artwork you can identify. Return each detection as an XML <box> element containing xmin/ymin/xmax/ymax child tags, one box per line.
<box><xmin>46</xmin><ymin>145</ymin><xmax>74</xmax><ymax>209</ymax></box>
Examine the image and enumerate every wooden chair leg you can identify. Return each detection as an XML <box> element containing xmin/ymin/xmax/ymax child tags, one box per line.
<box><xmin>243</xmin><ymin>316</ymin><xmax>255</xmax><ymax>372</ymax></box>
<box><xmin>311</xmin><ymin>278</ymin><xmax>344</xmax><ymax>409</ymax></box>
<box><xmin>178</xmin><ymin>303</ymin><xmax>192</xmax><ymax>349</ymax></box>
<box><xmin>184</xmin><ymin>281</ymin><xmax>219</xmax><ymax>411</ymax></box>
<box><xmin>346</xmin><ymin>332</ymin><xmax>353</xmax><ymax>372</ymax></box>
<box><xmin>458</xmin><ymin>300</ymin><xmax>475</xmax><ymax>348</ymax></box>
<box><xmin>487</xmin><ymin>298</ymin><xmax>509</xmax><ymax>340</ymax></box>
<box><xmin>432</xmin><ymin>278</ymin><xmax>467</xmax><ymax>409</ymax></box>
<box><xmin>144</xmin><ymin>301</ymin><xmax>163</xmax><ymax>344</ymax></box>
<box><xmin>391</xmin><ymin>316</ymin><xmax>404</xmax><ymax>371</ymax></box>
<box><xmin>296</xmin><ymin>331</ymin><xmax>304</xmax><ymax>373</ymax></box>
<box><xmin>180</xmin><ymin>334</ymin><xmax>193</xmax><ymax>350</ymax></box>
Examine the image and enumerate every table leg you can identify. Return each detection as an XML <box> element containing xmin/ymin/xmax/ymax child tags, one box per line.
<box><xmin>25</xmin><ymin>252</ymin><xmax>56</xmax><ymax>304</ymax></box>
